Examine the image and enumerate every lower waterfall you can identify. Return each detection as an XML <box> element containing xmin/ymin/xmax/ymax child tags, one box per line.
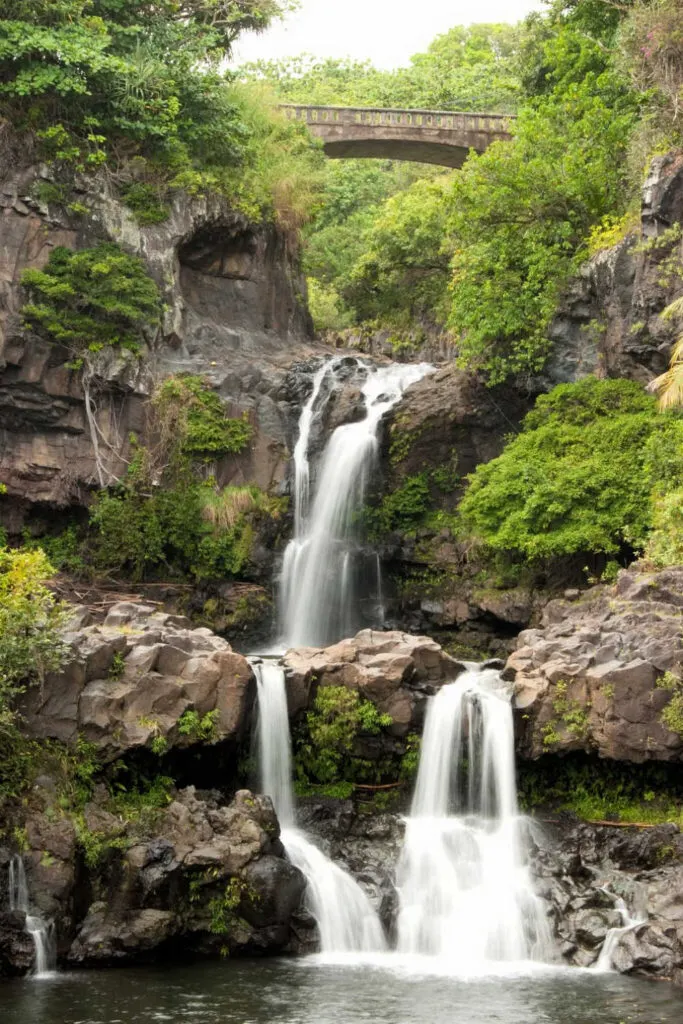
<box><xmin>9</xmin><ymin>855</ymin><xmax>56</xmax><ymax>977</ymax></box>
<box><xmin>253</xmin><ymin>659</ymin><xmax>386</xmax><ymax>954</ymax></box>
<box><xmin>395</xmin><ymin>666</ymin><xmax>553</xmax><ymax>964</ymax></box>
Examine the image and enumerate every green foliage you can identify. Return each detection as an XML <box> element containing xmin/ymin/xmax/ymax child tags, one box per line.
<box><xmin>241</xmin><ymin>24</ymin><xmax>522</xmax><ymax>113</ymax></box>
<box><xmin>518</xmin><ymin>755</ymin><xmax>683</xmax><ymax>827</ymax></box>
<box><xmin>399</xmin><ymin>734</ymin><xmax>422</xmax><ymax>783</ymax></box>
<box><xmin>458</xmin><ymin>378</ymin><xmax>683</xmax><ymax>561</ymax></box>
<box><xmin>294</xmin><ymin>686</ymin><xmax>392</xmax><ymax>789</ymax></box>
<box><xmin>346</xmin><ymin>177</ymin><xmax>453</xmax><ymax>329</ymax></box>
<box><xmin>88</xmin><ymin>375</ymin><xmax>268</xmax><ymax>582</ymax></box>
<box><xmin>447</xmin><ymin>42</ymin><xmax>640</xmax><ymax>381</ymax></box>
<box><xmin>177</xmin><ymin>709</ymin><xmax>219</xmax><ymax>743</ymax></box>
<box><xmin>645</xmin><ymin>488</ymin><xmax>683</xmax><ymax>567</ymax></box>
<box><xmin>21</xmin><ymin>525</ymin><xmax>86</xmax><ymax>575</ymax></box>
<box><xmin>120</xmin><ymin>183</ymin><xmax>170</xmax><ymax>225</ymax></box>
<box><xmin>21</xmin><ymin>243</ymin><xmax>161</xmax><ymax>357</ymax></box>
<box><xmin>306</xmin><ymin>278</ymin><xmax>354</xmax><ymax>333</ymax></box>
<box><xmin>108</xmin><ymin>651</ymin><xmax>125</xmax><ymax>680</ymax></box>
<box><xmin>658</xmin><ymin>672</ymin><xmax>683</xmax><ymax>737</ymax></box>
<box><xmin>208</xmin><ymin>877</ymin><xmax>254</xmax><ymax>935</ymax></box>
<box><xmin>153</xmin><ymin>375</ymin><xmax>252</xmax><ymax>462</ymax></box>
<box><xmin>366</xmin><ymin>474</ymin><xmax>431</xmax><ymax>537</ymax></box>
<box><xmin>0</xmin><ymin>547</ymin><xmax>67</xmax><ymax>729</ymax></box>
<box><xmin>89</xmin><ymin>479</ymin><xmax>268</xmax><ymax>582</ymax></box>
<box><xmin>0</xmin><ymin>1</ymin><xmax>291</xmax><ymax>173</ymax></box>
<box><xmin>541</xmin><ymin>680</ymin><xmax>591</xmax><ymax>749</ymax></box>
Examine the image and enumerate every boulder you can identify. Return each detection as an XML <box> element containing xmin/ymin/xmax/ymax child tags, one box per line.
<box><xmin>282</xmin><ymin>628</ymin><xmax>461</xmax><ymax>735</ymax></box>
<box><xmin>19</xmin><ymin>602</ymin><xmax>255</xmax><ymax>761</ymax></box>
<box><xmin>67</xmin><ymin>787</ymin><xmax>307</xmax><ymax>965</ymax></box>
<box><xmin>0</xmin><ymin>911</ymin><xmax>34</xmax><ymax>977</ymax></box>
<box><xmin>508</xmin><ymin>567</ymin><xmax>683</xmax><ymax>762</ymax></box>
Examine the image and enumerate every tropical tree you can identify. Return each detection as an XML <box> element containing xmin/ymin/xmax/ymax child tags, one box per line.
<box><xmin>649</xmin><ymin>297</ymin><xmax>683</xmax><ymax>409</ymax></box>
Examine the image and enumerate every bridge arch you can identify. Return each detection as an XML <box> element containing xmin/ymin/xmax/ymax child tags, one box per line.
<box><xmin>281</xmin><ymin>105</ymin><xmax>514</xmax><ymax>168</ymax></box>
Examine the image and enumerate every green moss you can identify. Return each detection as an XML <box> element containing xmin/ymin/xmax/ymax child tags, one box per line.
<box><xmin>119</xmin><ymin>183</ymin><xmax>170</xmax><ymax>226</ymax></box>
<box><xmin>658</xmin><ymin>672</ymin><xmax>683</xmax><ymax>736</ymax></box>
<box><xmin>366</xmin><ymin>473</ymin><xmax>431</xmax><ymax>538</ymax></box>
<box><xmin>388</xmin><ymin>417</ymin><xmax>425</xmax><ymax>467</ymax></box>
<box><xmin>542</xmin><ymin>680</ymin><xmax>591</xmax><ymax>749</ymax></box>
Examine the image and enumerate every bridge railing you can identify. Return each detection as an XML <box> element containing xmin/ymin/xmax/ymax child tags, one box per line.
<box><xmin>280</xmin><ymin>104</ymin><xmax>514</xmax><ymax>135</ymax></box>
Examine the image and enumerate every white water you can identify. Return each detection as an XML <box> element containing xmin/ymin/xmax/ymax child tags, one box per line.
<box><xmin>280</xmin><ymin>360</ymin><xmax>433</xmax><ymax>649</ymax></box>
<box><xmin>8</xmin><ymin>855</ymin><xmax>56</xmax><ymax>977</ymax></box>
<box><xmin>252</xmin><ymin>658</ymin><xmax>386</xmax><ymax>954</ymax></box>
<box><xmin>396</xmin><ymin>667</ymin><xmax>553</xmax><ymax>965</ymax></box>
<box><xmin>594</xmin><ymin>895</ymin><xmax>645</xmax><ymax>972</ymax></box>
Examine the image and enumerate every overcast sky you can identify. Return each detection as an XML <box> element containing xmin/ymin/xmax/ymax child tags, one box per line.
<box><xmin>233</xmin><ymin>0</ymin><xmax>546</xmax><ymax>69</ymax></box>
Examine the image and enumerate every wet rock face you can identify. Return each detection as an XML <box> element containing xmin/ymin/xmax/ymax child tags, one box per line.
<box><xmin>545</xmin><ymin>152</ymin><xmax>683</xmax><ymax>387</ymax></box>
<box><xmin>67</xmin><ymin>788</ymin><xmax>308</xmax><ymax>965</ymax></box>
<box><xmin>0</xmin><ymin>160</ymin><xmax>320</xmax><ymax>530</ymax></box>
<box><xmin>296</xmin><ymin>801</ymin><xmax>406</xmax><ymax>936</ymax></box>
<box><xmin>508</xmin><ymin>567</ymin><xmax>683</xmax><ymax>763</ymax></box>
<box><xmin>19</xmin><ymin>602</ymin><xmax>255</xmax><ymax>761</ymax></box>
<box><xmin>530</xmin><ymin>818</ymin><xmax>683</xmax><ymax>980</ymax></box>
<box><xmin>0</xmin><ymin>910</ymin><xmax>34</xmax><ymax>977</ymax></box>
<box><xmin>282</xmin><ymin>628</ymin><xmax>462</xmax><ymax>736</ymax></box>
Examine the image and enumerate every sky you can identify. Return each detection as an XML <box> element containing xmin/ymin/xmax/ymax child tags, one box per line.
<box><xmin>232</xmin><ymin>0</ymin><xmax>546</xmax><ymax>70</ymax></box>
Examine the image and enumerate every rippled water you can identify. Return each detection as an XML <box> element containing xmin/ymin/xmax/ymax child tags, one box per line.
<box><xmin>3</xmin><ymin>958</ymin><xmax>683</xmax><ymax>1024</ymax></box>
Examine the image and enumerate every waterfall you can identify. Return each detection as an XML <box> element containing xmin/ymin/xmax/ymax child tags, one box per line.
<box><xmin>594</xmin><ymin>895</ymin><xmax>645</xmax><ymax>971</ymax></box>
<box><xmin>8</xmin><ymin>855</ymin><xmax>56</xmax><ymax>977</ymax></box>
<box><xmin>252</xmin><ymin>658</ymin><xmax>386</xmax><ymax>954</ymax></box>
<box><xmin>280</xmin><ymin>360</ymin><xmax>433</xmax><ymax>649</ymax></box>
<box><xmin>396</xmin><ymin>666</ymin><xmax>552</xmax><ymax>964</ymax></box>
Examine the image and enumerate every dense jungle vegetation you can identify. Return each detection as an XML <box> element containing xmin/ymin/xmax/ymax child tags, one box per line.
<box><xmin>244</xmin><ymin>0</ymin><xmax>683</xmax><ymax>381</ymax></box>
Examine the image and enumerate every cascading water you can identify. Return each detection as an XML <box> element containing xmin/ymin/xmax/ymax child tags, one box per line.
<box><xmin>396</xmin><ymin>666</ymin><xmax>552</xmax><ymax>965</ymax></box>
<box><xmin>594</xmin><ymin>893</ymin><xmax>646</xmax><ymax>972</ymax></box>
<box><xmin>252</xmin><ymin>659</ymin><xmax>385</xmax><ymax>954</ymax></box>
<box><xmin>280</xmin><ymin>359</ymin><xmax>433</xmax><ymax>649</ymax></box>
<box><xmin>8</xmin><ymin>855</ymin><xmax>56</xmax><ymax>977</ymax></box>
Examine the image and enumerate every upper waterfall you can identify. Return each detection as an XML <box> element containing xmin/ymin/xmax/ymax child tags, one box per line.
<box><xmin>279</xmin><ymin>359</ymin><xmax>433</xmax><ymax>649</ymax></box>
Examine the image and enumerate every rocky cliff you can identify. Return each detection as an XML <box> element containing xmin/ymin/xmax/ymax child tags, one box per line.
<box><xmin>0</xmin><ymin>156</ymin><xmax>324</xmax><ymax>533</ymax></box>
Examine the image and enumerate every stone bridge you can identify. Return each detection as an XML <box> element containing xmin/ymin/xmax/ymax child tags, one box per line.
<box><xmin>281</xmin><ymin>104</ymin><xmax>514</xmax><ymax>167</ymax></box>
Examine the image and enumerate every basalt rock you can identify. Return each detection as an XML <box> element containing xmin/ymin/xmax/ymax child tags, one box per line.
<box><xmin>508</xmin><ymin>566</ymin><xmax>683</xmax><ymax>763</ymax></box>
<box><xmin>530</xmin><ymin>817</ymin><xmax>683</xmax><ymax>978</ymax></box>
<box><xmin>546</xmin><ymin>151</ymin><xmax>683</xmax><ymax>387</ymax></box>
<box><xmin>19</xmin><ymin>601</ymin><xmax>255</xmax><ymax>761</ymax></box>
<box><xmin>0</xmin><ymin>155</ymin><xmax>323</xmax><ymax>532</ymax></box>
<box><xmin>282</xmin><ymin>628</ymin><xmax>461</xmax><ymax>735</ymax></box>
<box><xmin>67</xmin><ymin>787</ymin><xmax>308</xmax><ymax>965</ymax></box>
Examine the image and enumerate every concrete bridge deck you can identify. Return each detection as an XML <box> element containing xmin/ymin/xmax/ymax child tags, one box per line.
<box><xmin>281</xmin><ymin>104</ymin><xmax>514</xmax><ymax>167</ymax></box>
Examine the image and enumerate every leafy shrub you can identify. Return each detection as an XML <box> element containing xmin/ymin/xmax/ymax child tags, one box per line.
<box><xmin>458</xmin><ymin>378</ymin><xmax>683</xmax><ymax>561</ymax></box>
<box><xmin>644</xmin><ymin>488</ymin><xmax>683</xmax><ymax>567</ymax></box>
<box><xmin>120</xmin><ymin>183</ymin><xmax>170</xmax><ymax>226</ymax></box>
<box><xmin>152</xmin><ymin>375</ymin><xmax>252</xmax><ymax>462</ymax></box>
<box><xmin>177</xmin><ymin>709</ymin><xmax>219</xmax><ymax>743</ymax></box>
<box><xmin>294</xmin><ymin>685</ymin><xmax>392</xmax><ymax>789</ymax></box>
<box><xmin>21</xmin><ymin>244</ymin><xmax>161</xmax><ymax>357</ymax></box>
<box><xmin>658</xmin><ymin>671</ymin><xmax>683</xmax><ymax>737</ymax></box>
<box><xmin>0</xmin><ymin>548</ymin><xmax>67</xmax><ymax>742</ymax></box>
<box><xmin>366</xmin><ymin>474</ymin><xmax>431</xmax><ymax>537</ymax></box>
